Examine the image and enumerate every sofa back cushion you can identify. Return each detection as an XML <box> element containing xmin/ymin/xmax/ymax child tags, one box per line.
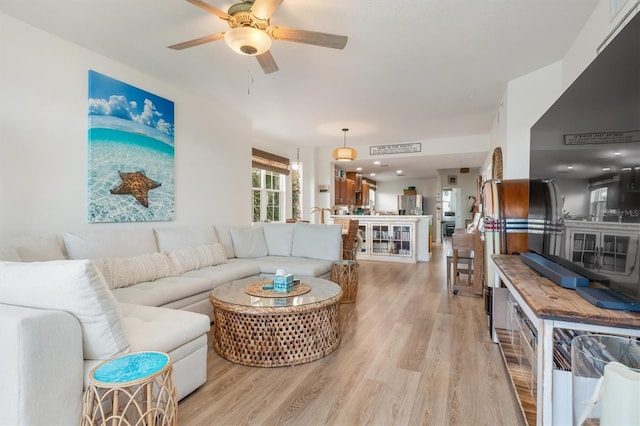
<box><xmin>261</xmin><ymin>223</ymin><xmax>295</xmax><ymax>257</ymax></box>
<box><xmin>63</xmin><ymin>229</ymin><xmax>158</xmax><ymax>259</ymax></box>
<box><xmin>153</xmin><ymin>225</ymin><xmax>218</xmax><ymax>252</ymax></box>
<box><xmin>229</xmin><ymin>227</ymin><xmax>268</xmax><ymax>258</ymax></box>
<box><xmin>0</xmin><ymin>247</ymin><xmax>21</xmax><ymax>261</ymax></box>
<box><xmin>213</xmin><ymin>225</ymin><xmax>236</xmax><ymax>259</ymax></box>
<box><xmin>0</xmin><ymin>260</ymin><xmax>130</xmax><ymax>360</ymax></box>
<box><xmin>291</xmin><ymin>223</ymin><xmax>342</xmax><ymax>261</ymax></box>
<box><xmin>0</xmin><ymin>236</ymin><xmax>66</xmax><ymax>261</ymax></box>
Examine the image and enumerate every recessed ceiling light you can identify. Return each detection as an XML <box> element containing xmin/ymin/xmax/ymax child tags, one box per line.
<box><xmin>602</xmin><ymin>167</ymin><xmax>611</xmax><ymax>171</ymax></box>
<box><xmin>356</xmin><ymin>167</ymin><xmax>362</xmax><ymax>171</ymax></box>
<box><xmin>370</xmin><ymin>173</ymin><xmax>376</xmax><ymax>176</ymax></box>
<box><xmin>397</xmin><ymin>170</ymin><xmax>403</xmax><ymax>174</ymax></box>
<box><xmin>622</xmin><ymin>167</ymin><xmax>632</xmax><ymax>171</ymax></box>
<box><xmin>614</xmin><ymin>152</ymin><xmax>621</xmax><ymax>156</ymax></box>
<box><xmin>567</xmin><ymin>166</ymin><xmax>573</xmax><ymax>170</ymax></box>
<box><xmin>373</xmin><ymin>161</ymin><xmax>381</xmax><ymax>165</ymax></box>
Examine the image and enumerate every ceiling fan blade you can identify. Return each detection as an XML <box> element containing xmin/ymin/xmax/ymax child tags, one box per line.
<box><xmin>168</xmin><ymin>32</ymin><xmax>225</xmax><ymax>50</ymax></box>
<box><xmin>269</xmin><ymin>26</ymin><xmax>348</xmax><ymax>49</ymax></box>
<box><xmin>250</xmin><ymin>0</ymin><xmax>283</xmax><ymax>20</ymax></box>
<box><xmin>256</xmin><ymin>51</ymin><xmax>279</xmax><ymax>74</ymax></box>
<box><xmin>186</xmin><ymin>0</ymin><xmax>230</xmax><ymax>20</ymax></box>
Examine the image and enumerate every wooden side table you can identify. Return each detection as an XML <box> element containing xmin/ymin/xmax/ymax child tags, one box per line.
<box><xmin>81</xmin><ymin>351</ymin><xmax>177</xmax><ymax>426</ymax></box>
<box><xmin>331</xmin><ymin>260</ymin><xmax>359</xmax><ymax>303</ymax></box>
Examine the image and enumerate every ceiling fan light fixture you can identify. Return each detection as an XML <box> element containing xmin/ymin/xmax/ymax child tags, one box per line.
<box><xmin>332</xmin><ymin>128</ymin><xmax>357</xmax><ymax>162</ymax></box>
<box><xmin>224</xmin><ymin>26</ymin><xmax>271</xmax><ymax>56</ymax></box>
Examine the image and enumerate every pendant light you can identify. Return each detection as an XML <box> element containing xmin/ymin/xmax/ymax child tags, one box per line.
<box><xmin>332</xmin><ymin>128</ymin><xmax>357</xmax><ymax>162</ymax></box>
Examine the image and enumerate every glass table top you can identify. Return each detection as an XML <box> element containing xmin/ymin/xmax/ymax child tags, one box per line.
<box><xmin>211</xmin><ymin>276</ymin><xmax>341</xmax><ymax>308</ymax></box>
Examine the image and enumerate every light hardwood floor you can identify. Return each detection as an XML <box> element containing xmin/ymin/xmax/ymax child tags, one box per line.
<box><xmin>178</xmin><ymin>243</ymin><xmax>524</xmax><ymax>425</ymax></box>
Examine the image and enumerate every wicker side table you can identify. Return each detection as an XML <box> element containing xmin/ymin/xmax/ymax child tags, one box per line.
<box><xmin>81</xmin><ymin>351</ymin><xmax>177</xmax><ymax>426</ymax></box>
<box><xmin>331</xmin><ymin>260</ymin><xmax>359</xmax><ymax>303</ymax></box>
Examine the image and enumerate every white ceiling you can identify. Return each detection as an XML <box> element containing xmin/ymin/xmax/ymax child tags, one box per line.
<box><xmin>0</xmin><ymin>0</ymin><xmax>599</xmax><ymax>180</ymax></box>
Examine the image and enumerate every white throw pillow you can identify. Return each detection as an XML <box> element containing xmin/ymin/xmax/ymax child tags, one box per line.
<box><xmin>229</xmin><ymin>227</ymin><xmax>268</xmax><ymax>259</ymax></box>
<box><xmin>262</xmin><ymin>223</ymin><xmax>295</xmax><ymax>256</ymax></box>
<box><xmin>95</xmin><ymin>253</ymin><xmax>174</xmax><ymax>289</ymax></box>
<box><xmin>291</xmin><ymin>223</ymin><xmax>342</xmax><ymax>261</ymax></box>
<box><xmin>210</xmin><ymin>243</ymin><xmax>227</xmax><ymax>265</ymax></box>
<box><xmin>167</xmin><ymin>247</ymin><xmax>200</xmax><ymax>274</ymax></box>
<box><xmin>0</xmin><ymin>260</ymin><xmax>130</xmax><ymax>360</ymax></box>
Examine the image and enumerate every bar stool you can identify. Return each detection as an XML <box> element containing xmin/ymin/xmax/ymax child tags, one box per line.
<box><xmin>81</xmin><ymin>351</ymin><xmax>177</xmax><ymax>426</ymax></box>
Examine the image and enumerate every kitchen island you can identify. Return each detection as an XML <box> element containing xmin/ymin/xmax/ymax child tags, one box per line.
<box><xmin>331</xmin><ymin>215</ymin><xmax>432</xmax><ymax>263</ymax></box>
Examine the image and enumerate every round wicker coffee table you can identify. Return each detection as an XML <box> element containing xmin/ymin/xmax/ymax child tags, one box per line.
<box><xmin>209</xmin><ymin>277</ymin><xmax>342</xmax><ymax>367</ymax></box>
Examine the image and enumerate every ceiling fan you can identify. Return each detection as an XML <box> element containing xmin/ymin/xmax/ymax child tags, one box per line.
<box><xmin>168</xmin><ymin>0</ymin><xmax>348</xmax><ymax>74</ymax></box>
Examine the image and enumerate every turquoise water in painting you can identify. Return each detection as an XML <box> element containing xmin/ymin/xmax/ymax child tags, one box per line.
<box><xmin>88</xmin><ymin>127</ymin><xmax>175</xmax><ymax>223</ymax></box>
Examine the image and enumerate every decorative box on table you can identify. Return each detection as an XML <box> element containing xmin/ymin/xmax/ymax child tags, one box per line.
<box><xmin>273</xmin><ymin>274</ymin><xmax>294</xmax><ymax>293</ymax></box>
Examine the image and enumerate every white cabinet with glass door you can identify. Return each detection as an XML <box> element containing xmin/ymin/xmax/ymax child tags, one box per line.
<box><xmin>564</xmin><ymin>220</ymin><xmax>640</xmax><ymax>285</ymax></box>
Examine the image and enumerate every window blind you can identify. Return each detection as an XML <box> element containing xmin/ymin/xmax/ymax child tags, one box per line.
<box><xmin>252</xmin><ymin>148</ymin><xmax>290</xmax><ymax>176</ymax></box>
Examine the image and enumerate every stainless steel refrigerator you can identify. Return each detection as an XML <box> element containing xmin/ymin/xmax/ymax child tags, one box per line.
<box><xmin>397</xmin><ymin>195</ymin><xmax>423</xmax><ymax>215</ymax></box>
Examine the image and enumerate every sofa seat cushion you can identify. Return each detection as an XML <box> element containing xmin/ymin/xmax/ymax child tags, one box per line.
<box><xmin>119</xmin><ymin>303</ymin><xmax>210</xmax><ymax>354</ymax></box>
<box><xmin>251</xmin><ymin>256</ymin><xmax>334</xmax><ymax>277</ymax></box>
<box><xmin>111</xmin><ymin>276</ymin><xmax>212</xmax><ymax>307</ymax></box>
<box><xmin>182</xmin><ymin>261</ymin><xmax>260</xmax><ymax>287</ymax></box>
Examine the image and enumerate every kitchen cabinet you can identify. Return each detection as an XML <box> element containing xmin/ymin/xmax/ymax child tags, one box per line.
<box><xmin>491</xmin><ymin>255</ymin><xmax>640</xmax><ymax>426</ymax></box>
<box><xmin>362</xmin><ymin>182</ymin><xmax>370</xmax><ymax>206</ymax></box>
<box><xmin>334</xmin><ymin>175</ymin><xmax>355</xmax><ymax>205</ymax></box>
<box><xmin>564</xmin><ymin>220</ymin><xmax>640</xmax><ymax>285</ymax></box>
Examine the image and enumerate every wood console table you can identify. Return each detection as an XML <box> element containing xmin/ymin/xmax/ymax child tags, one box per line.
<box><xmin>491</xmin><ymin>255</ymin><xmax>640</xmax><ymax>426</ymax></box>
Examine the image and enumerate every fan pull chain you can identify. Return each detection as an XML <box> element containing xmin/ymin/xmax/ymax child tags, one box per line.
<box><xmin>247</xmin><ymin>56</ymin><xmax>254</xmax><ymax>96</ymax></box>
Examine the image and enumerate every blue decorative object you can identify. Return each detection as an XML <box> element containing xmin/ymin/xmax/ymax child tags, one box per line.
<box><xmin>273</xmin><ymin>273</ymin><xmax>294</xmax><ymax>293</ymax></box>
<box><xmin>93</xmin><ymin>351</ymin><xmax>169</xmax><ymax>384</ymax></box>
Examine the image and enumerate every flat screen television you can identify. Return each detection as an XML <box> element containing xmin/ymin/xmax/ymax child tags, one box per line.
<box><xmin>528</xmin><ymin>11</ymin><xmax>640</xmax><ymax>310</ymax></box>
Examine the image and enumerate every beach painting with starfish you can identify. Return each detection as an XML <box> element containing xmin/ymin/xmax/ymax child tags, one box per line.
<box><xmin>88</xmin><ymin>70</ymin><xmax>175</xmax><ymax>222</ymax></box>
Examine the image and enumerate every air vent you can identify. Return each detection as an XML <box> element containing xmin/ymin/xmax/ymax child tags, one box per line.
<box><xmin>380</xmin><ymin>164</ymin><xmax>389</xmax><ymax>168</ymax></box>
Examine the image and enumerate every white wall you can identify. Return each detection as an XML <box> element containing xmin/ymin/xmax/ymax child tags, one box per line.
<box><xmin>376</xmin><ymin>178</ymin><xmax>437</xmax><ymax>214</ymax></box>
<box><xmin>503</xmin><ymin>61</ymin><xmax>564</xmax><ymax>179</ymax></box>
<box><xmin>0</xmin><ymin>12</ymin><xmax>252</xmax><ymax>238</ymax></box>
<box><xmin>489</xmin><ymin>0</ymin><xmax>640</xmax><ymax>181</ymax></box>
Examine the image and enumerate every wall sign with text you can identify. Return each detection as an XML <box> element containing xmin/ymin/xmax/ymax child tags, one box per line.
<box><xmin>369</xmin><ymin>143</ymin><xmax>421</xmax><ymax>155</ymax></box>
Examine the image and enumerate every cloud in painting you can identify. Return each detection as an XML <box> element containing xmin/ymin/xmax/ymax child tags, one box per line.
<box><xmin>89</xmin><ymin>95</ymin><xmax>174</xmax><ymax>136</ymax></box>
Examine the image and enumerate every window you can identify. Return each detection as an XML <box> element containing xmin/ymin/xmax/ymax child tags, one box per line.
<box><xmin>252</xmin><ymin>168</ymin><xmax>284</xmax><ymax>222</ymax></box>
<box><xmin>250</xmin><ymin>148</ymin><xmax>291</xmax><ymax>223</ymax></box>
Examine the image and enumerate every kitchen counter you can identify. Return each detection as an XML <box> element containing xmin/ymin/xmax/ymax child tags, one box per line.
<box><xmin>331</xmin><ymin>215</ymin><xmax>432</xmax><ymax>262</ymax></box>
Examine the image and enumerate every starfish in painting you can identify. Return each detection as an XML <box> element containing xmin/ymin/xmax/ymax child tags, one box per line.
<box><xmin>110</xmin><ymin>171</ymin><xmax>161</xmax><ymax>208</ymax></box>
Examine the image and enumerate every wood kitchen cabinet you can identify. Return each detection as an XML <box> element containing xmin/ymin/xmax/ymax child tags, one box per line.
<box><xmin>362</xmin><ymin>182</ymin><xmax>370</xmax><ymax>206</ymax></box>
<box><xmin>335</xmin><ymin>174</ymin><xmax>356</xmax><ymax>205</ymax></box>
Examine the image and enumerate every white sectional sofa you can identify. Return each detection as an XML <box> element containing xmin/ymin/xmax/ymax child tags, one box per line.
<box><xmin>0</xmin><ymin>222</ymin><xmax>342</xmax><ymax>426</ymax></box>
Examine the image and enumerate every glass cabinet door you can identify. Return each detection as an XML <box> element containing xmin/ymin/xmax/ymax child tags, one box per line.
<box><xmin>390</xmin><ymin>225</ymin><xmax>412</xmax><ymax>256</ymax></box>
<box><xmin>571</xmin><ymin>232</ymin><xmax>598</xmax><ymax>269</ymax></box>
<box><xmin>371</xmin><ymin>224</ymin><xmax>390</xmax><ymax>254</ymax></box>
